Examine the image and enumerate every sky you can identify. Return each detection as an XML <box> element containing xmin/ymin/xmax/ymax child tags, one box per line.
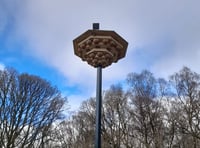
<box><xmin>1</xmin><ymin>0</ymin><xmax>200</xmax><ymax>111</ymax></box>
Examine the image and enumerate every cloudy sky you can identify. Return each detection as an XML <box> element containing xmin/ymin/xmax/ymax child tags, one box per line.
<box><xmin>1</xmin><ymin>0</ymin><xmax>200</xmax><ymax>110</ymax></box>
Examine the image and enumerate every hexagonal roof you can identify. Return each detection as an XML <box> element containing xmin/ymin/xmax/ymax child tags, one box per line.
<box><xmin>73</xmin><ymin>29</ymin><xmax>128</xmax><ymax>68</ymax></box>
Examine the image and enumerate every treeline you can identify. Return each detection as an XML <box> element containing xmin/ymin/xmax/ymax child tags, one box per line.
<box><xmin>1</xmin><ymin>67</ymin><xmax>200</xmax><ymax>148</ymax></box>
<box><xmin>52</xmin><ymin>67</ymin><xmax>200</xmax><ymax>148</ymax></box>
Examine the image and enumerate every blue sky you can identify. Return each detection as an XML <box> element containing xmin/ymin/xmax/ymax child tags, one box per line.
<box><xmin>1</xmin><ymin>0</ymin><xmax>200</xmax><ymax>110</ymax></box>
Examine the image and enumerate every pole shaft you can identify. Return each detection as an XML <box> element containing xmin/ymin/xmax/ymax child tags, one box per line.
<box><xmin>95</xmin><ymin>66</ymin><xmax>102</xmax><ymax>148</ymax></box>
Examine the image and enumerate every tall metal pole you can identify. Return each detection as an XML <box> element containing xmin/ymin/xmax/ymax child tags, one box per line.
<box><xmin>93</xmin><ymin>23</ymin><xmax>102</xmax><ymax>148</ymax></box>
<box><xmin>95</xmin><ymin>66</ymin><xmax>102</xmax><ymax>148</ymax></box>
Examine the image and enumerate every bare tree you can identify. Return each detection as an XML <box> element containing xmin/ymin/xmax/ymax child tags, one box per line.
<box><xmin>170</xmin><ymin>67</ymin><xmax>200</xmax><ymax>148</ymax></box>
<box><xmin>0</xmin><ymin>68</ymin><xmax>66</xmax><ymax>148</ymax></box>
<box><xmin>127</xmin><ymin>70</ymin><xmax>165</xmax><ymax>148</ymax></box>
<box><xmin>52</xmin><ymin>119</ymin><xmax>78</xmax><ymax>148</ymax></box>
<box><xmin>102</xmin><ymin>84</ymin><xmax>133</xmax><ymax>148</ymax></box>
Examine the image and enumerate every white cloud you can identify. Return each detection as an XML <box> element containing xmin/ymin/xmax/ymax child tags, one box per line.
<box><xmin>11</xmin><ymin>0</ymin><xmax>137</xmax><ymax>89</ymax></box>
<box><xmin>0</xmin><ymin>63</ymin><xmax>4</xmax><ymax>70</ymax></box>
<box><xmin>67</xmin><ymin>94</ymin><xmax>83</xmax><ymax>111</ymax></box>
<box><xmin>67</xmin><ymin>93</ymin><xmax>94</xmax><ymax>111</ymax></box>
<box><xmin>1</xmin><ymin>0</ymin><xmax>200</xmax><ymax>107</ymax></box>
<box><xmin>0</xmin><ymin>7</ymin><xmax>6</xmax><ymax>32</ymax></box>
